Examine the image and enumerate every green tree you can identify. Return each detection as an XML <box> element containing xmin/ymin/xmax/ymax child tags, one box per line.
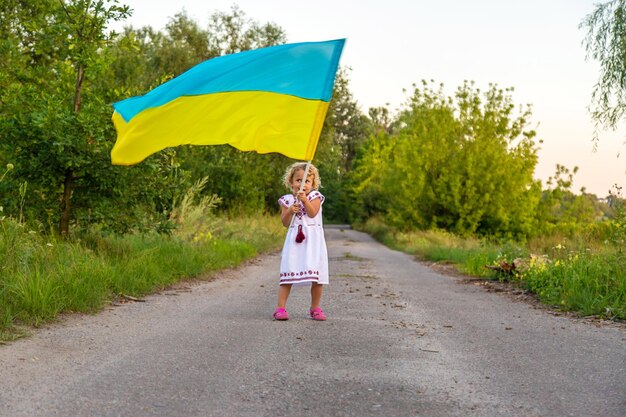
<box><xmin>108</xmin><ymin>12</ymin><xmax>212</xmax><ymax>99</ymax></box>
<box><xmin>536</xmin><ymin>164</ymin><xmax>611</xmax><ymax>234</ymax></box>
<box><xmin>352</xmin><ymin>81</ymin><xmax>541</xmax><ymax>238</ymax></box>
<box><xmin>349</xmin><ymin>127</ymin><xmax>396</xmax><ymax>221</ymax></box>
<box><xmin>207</xmin><ymin>5</ymin><xmax>286</xmax><ymax>55</ymax></box>
<box><xmin>0</xmin><ymin>0</ymin><xmax>131</xmax><ymax>235</ymax></box>
<box><xmin>580</xmin><ymin>0</ymin><xmax>626</xmax><ymax>135</ymax></box>
<box><xmin>316</xmin><ymin>69</ymin><xmax>372</xmax><ymax>223</ymax></box>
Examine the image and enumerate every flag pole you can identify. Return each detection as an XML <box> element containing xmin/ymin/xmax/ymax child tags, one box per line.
<box><xmin>289</xmin><ymin>161</ymin><xmax>312</xmax><ymax>228</ymax></box>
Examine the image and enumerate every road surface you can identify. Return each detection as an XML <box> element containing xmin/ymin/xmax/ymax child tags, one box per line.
<box><xmin>0</xmin><ymin>226</ymin><xmax>624</xmax><ymax>416</ymax></box>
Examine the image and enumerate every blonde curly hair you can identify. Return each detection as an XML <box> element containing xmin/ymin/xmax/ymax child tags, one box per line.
<box><xmin>282</xmin><ymin>162</ymin><xmax>321</xmax><ymax>191</ymax></box>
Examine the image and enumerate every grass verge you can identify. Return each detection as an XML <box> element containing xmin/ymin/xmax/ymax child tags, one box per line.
<box><xmin>0</xmin><ymin>215</ymin><xmax>284</xmax><ymax>340</ymax></box>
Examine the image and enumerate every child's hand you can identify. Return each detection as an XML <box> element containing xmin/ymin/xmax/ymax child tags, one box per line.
<box><xmin>296</xmin><ymin>191</ymin><xmax>307</xmax><ymax>202</ymax></box>
<box><xmin>291</xmin><ymin>203</ymin><xmax>300</xmax><ymax>214</ymax></box>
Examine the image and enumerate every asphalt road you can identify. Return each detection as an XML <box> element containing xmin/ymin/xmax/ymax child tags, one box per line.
<box><xmin>0</xmin><ymin>226</ymin><xmax>624</xmax><ymax>417</ymax></box>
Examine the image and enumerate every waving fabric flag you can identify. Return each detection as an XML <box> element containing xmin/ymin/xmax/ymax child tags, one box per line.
<box><xmin>111</xmin><ymin>39</ymin><xmax>345</xmax><ymax>166</ymax></box>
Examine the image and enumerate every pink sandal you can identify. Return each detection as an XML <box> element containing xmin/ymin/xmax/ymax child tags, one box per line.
<box><xmin>273</xmin><ymin>307</ymin><xmax>289</xmax><ymax>320</ymax></box>
<box><xmin>309</xmin><ymin>307</ymin><xmax>326</xmax><ymax>321</ymax></box>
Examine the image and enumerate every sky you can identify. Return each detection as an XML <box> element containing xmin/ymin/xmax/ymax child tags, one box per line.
<box><xmin>111</xmin><ymin>0</ymin><xmax>626</xmax><ymax>198</ymax></box>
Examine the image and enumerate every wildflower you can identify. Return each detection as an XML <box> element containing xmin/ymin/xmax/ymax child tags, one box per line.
<box><xmin>46</xmin><ymin>243</ymin><xmax>53</xmax><ymax>247</ymax></box>
<box><xmin>6</xmin><ymin>163</ymin><xmax>14</xmax><ymax>170</ymax></box>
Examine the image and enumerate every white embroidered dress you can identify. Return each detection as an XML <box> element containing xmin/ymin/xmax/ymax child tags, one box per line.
<box><xmin>278</xmin><ymin>191</ymin><xmax>329</xmax><ymax>286</ymax></box>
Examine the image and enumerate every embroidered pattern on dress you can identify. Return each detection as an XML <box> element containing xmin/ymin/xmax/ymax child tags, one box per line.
<box><xmin>296</xmin><ymin>202</ymin><xmax>305</xmax><ymax>219</ymax></box>
<box><xmin>280</xmin><ymin>269</ymin><xmax>320</xmax><ymax>283</ymax></box>
<box><xmin>279</xmin><ymin>193</ymin><xmax>324</xmax><ymax>220</ymax></box>
<box><xmin>280</xmin><ymin>270</ymin><xmax>319</xmax><ymax>278</ymax></box>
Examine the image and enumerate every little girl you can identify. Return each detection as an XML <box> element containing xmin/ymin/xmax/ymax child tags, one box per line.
<box><xmin>274</xmin><ymin>162</ymin><xmax>329</xmax><ymax>321</ymax></box>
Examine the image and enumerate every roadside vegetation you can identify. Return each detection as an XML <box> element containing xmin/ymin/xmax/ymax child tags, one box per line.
<box><xmin>360</xmin><ymin>205</ymin><xmax>625</xmax><ymax>320</ymax></box>
<box><xmin>0</xmin><ymin>207</ymin><xmax>284</xmax><ymax>341</ymax></box>
<box><xmin>1</xmin><ymin>2</ymin><xmax>624</xmax><ymax>341</ymax></box>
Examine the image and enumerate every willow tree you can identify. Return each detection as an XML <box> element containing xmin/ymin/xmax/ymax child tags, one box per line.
<box><xmin>580</xmin><ymin>0</ymin><xmax>626</xmax><ymax>137</ymax></box>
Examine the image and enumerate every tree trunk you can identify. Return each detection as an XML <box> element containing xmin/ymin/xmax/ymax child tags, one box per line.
<box><xmin>59</xmin><ymin>65</ymin><xmax>83</xmax><ymax>237</ymax></box>
<box><xmin>59</xmin><ymin>169</ymin><xmax>73</xmax><ymax>237</ymax></box>
<box><xmin>74</xmin><ymin>66</ymin><xmax>84</xmax><ymax>113</ymax></box>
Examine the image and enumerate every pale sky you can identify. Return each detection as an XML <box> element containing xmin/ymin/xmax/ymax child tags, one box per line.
<box><xmin>112</xmin><ymin>0</ymin><xmax>626</xmax><ymax>198</ymax></box>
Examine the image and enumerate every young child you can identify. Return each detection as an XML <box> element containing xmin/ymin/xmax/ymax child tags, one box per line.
<box><xmin>274</xmin><ymin>162</ymin><xmax>329</xmax><ymax>321</ymax></box>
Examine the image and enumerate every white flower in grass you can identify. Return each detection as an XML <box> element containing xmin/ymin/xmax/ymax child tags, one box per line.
<box><xmin>46</xmin><ymin>243</ymin><xmax>53</xmax><ymax>247</ymax></box>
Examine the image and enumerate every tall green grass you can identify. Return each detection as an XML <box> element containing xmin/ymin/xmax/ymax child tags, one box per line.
<box><xmin>360</xmin><ymin>216</ymin><xmax>626</xmax><ymax>320</ymax></box>
<box><xmin>0</xmin><ymin>214</ymin><xmax>284</xmax><ymax>340</ymax></box>
<box><xmin>361</xmin><ymin>217</ymin><xmax>519</xmax><ymax>276</ymax></box>
<box><xmin>524</xmin><ymin>248</ymin><xmax>625</xmax><ymax>319</ymax></box>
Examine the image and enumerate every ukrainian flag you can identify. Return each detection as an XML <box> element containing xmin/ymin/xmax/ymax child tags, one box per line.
<box><xmin>111</xmin><ymin>39</ymin><xmax>345</xmax><ymax>166</ymax></box>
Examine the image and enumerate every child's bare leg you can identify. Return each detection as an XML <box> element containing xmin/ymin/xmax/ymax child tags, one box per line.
<box><xmin>310</xmin><ymin>282</ymin><xmax>323</xmax><ymax>309</ymax></box>
<box><xmin>277</xmin><ymin>284</ymin><xmax>292</xmax><ymax>308</ymax></box>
